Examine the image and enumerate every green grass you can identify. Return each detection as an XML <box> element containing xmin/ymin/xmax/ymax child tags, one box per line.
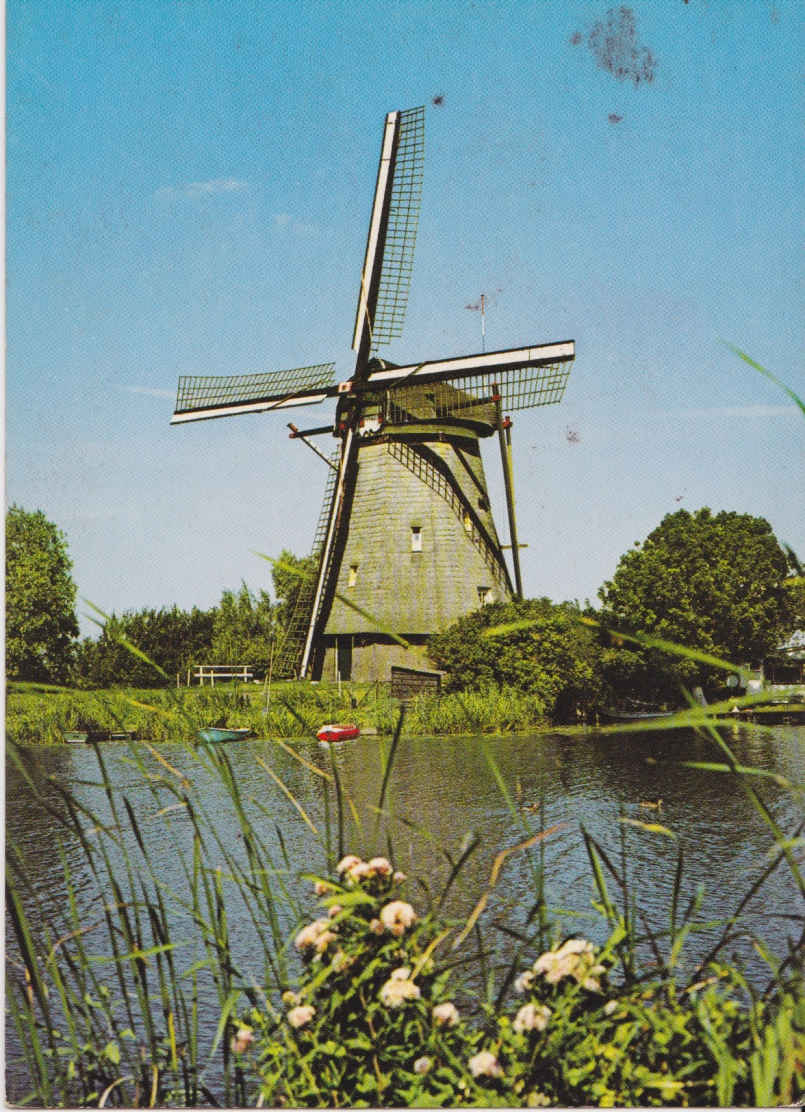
<box><xmin>5</xmin><ymin>681</ymin><xmax>555</xmax><ymax>746</ymax></box>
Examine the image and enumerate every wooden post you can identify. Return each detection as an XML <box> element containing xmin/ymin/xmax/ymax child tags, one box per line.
<box><xmin>494</xmin><ymin>388</ymin><xmax>523</xmax><ymax>599</ymax></box>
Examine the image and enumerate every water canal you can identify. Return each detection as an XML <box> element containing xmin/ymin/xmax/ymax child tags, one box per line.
<box><xmin>6</xmin><ymin>722</ymin><xmax>803</xmax><ymax>1101</ymax></box>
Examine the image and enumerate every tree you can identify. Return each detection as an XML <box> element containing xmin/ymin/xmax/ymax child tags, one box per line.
<box><xmin>598</xmin><ymin>508</ymin><xmax>793</xmax><ymax>703</ymax></box>
<box><xmin>6</xmin><ymin>505</ymin><xmax>79</xmax><ymax>682</ymax></box>
<box><xmin>211</xmin><ymin>582</ymin><xmax>275</xmax><ymax>667</ymax></box>
<box><xmin>428</xmin><ymin>597</ymin><xmax>605</xmax><ymax>722</ymax></box>
<box><xmin>74</xmin><ymin>605</ymin><xmax>215</xmax><ymax>687</ymax></box>
<box><xmin>271</xmin><ymin>549</ymin><xmax>318</xmax><ymax>631</ymax></box>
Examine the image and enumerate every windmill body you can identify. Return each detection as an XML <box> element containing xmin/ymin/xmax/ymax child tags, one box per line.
<box><xmin>313</xmin><ymin>379</ymin><xmax>511</xmax><ymax>681</ymax></box>
<box><xmin>172</xmin><ymin>107</ymin><xmax>574</xmax><ymax>681</ymax></box>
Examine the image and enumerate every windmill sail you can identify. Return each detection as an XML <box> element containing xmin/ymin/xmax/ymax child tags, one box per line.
<box><xmin>171</xmin><ymin>363</ymin><xmax>336</xmax><ymax>424</ymax></box>
<box><xmin>297</xmin><ymin>106</ymin><xmax>425</xmax><ymax>676</ymax></box>
<box><xmin>169</xmin><ymin>105</ymin><xmax>577</xmax><ymax>684</ymax></box>
<box><xmin>352</xmin><ymin>106</ymin><xmax>425</xmax><ymax>368</ymax></box>
<box><xmin>367</xmin><ymin>341</ymin><xmax>575</xmax><ymax>413</ymax></box>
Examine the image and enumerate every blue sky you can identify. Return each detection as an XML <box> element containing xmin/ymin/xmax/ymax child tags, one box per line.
<box><xmin>7</xmin><ymin>0</ymin><xmax>803</xmax><ymax>637</ymax></box>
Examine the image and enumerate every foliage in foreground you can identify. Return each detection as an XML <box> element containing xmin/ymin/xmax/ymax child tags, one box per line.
<box><xmin>237</xmin><ymin>854</ymin><xmax>803</xmax><ymax>1108</ymax></box>
<box><xmin>6</xmin><ymin>708</ymin><xmax>804</xmax><ymax>1108</ymax></box>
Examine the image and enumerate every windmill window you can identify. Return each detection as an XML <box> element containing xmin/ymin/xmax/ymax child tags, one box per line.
<box><xmin>410</xmin><ymin>526</ymin><xmax>423</xmax><ymax>552</ymax></box>
<box><xmin>348</xmin><ymin>564</ymin><xmax>359</xmax><ymax>587</ymax></box>
<box><xmin>462</xmin><ymin>511</ymin><xmax>472</xmax><ymax>533</ymax></box>
<box><xmin>478</xmin><ymin>585</ymin><xmax>493</xmax><ymax>605</ymax></box>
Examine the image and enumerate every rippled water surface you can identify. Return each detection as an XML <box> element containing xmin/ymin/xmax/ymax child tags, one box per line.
<box><xmin>6</xmin><ymin>722</ymin><xmax>804</xmax><ymax>1100</ymax></box>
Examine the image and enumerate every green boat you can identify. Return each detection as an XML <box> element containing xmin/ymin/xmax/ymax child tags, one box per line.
<box><xmin>197</xmin><ymin>726</ymin><xmax>254</xmax><ymax>745</ymax></box>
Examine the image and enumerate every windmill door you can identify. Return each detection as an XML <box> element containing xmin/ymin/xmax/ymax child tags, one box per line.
<box><xmin>336</xmin><ymin>637</ymin><xmax>352</xmax><ymax>682</ymax></box>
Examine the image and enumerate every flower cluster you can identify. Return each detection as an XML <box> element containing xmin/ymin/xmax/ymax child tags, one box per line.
<box><xmin>513</xmin><ymin>1001</ymin><xmax>551</xmax><ymax>1034</ymax></box>
<box><xmin>335</xmin><ymin>853</ymin><xmax>406</xmax><ymax>890</ymax></box>
<box><xmin>294</xmin><ymin>916</ymin><xmax>338</xmax><ymax>958</ymax></box>
<box><xmin>517</xmin><ymin>936</ymin><xmax>607</xmax><ymax>994</ymax></box>
<box><xmin>379</xmin><ymin>966</ymin><xmax>421</xmax><ymax>1008</ymax></box>
<box><xmin>469</xmin><ymin>1050</ymin><xmax>503</xmax><ymax>1079</ymax></box>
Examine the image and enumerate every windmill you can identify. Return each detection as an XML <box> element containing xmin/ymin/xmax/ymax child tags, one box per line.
<box><xmin>171</xmin><ymin>106</ymin><xmax>574</xmax><ymax>682</ymax></box>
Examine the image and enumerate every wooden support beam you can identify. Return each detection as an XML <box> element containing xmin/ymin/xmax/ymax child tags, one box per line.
<box><xmin>494</xmin><ymin>387</ymin><xmax>523</xmax><ymax>598</ymax></box>
<box><xmin>288</xmin><ymin>423</ymin><xmax>339</xmax><ymax>471</ymax></box>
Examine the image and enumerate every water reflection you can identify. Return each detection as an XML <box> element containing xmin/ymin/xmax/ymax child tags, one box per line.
<box><xmin>6</xmin><ymin>724</ymin><xmax>803</xmax><ymax>1101</ymax></box>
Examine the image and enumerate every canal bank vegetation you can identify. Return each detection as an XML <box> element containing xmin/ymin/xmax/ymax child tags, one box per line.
<box><xmin>5</xmin><ymin>679</ymin><xmax>559</xmax><ymax>745</ymax></box>
<box><xmin>6</xmin><ymin>710</ymin><xmax>803</xmax><ymax>1107</ymax></box>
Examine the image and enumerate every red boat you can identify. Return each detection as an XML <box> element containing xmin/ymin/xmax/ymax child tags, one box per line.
<box><xmin>316</xmin><ymin>723</ymin><xmax>360</xmax><ymax>743</ymax></box>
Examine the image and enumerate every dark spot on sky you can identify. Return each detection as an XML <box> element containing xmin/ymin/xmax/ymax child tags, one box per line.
<box><xmin>608</xmin><ymin>113</ymin><xmax>623</xmax><ymax>124</ymax></box>
<box><xmin>432</xmin><ymin>94</ymin><xmax>445</xmax><ymax>106</ymax></box>
<box><xmin>570</xmin><ymin>30</ymin><xmax>583</xmax><ymax>45</ymax></box>
<box><xmin>566</xmin><ymin>427</ymin><xmax>580</xmax><ymax>444</ymax></box>
<box><xmin>582</xmin><ymin>6</ymin><xmax>657</xmax><ymax>87</ymax></box>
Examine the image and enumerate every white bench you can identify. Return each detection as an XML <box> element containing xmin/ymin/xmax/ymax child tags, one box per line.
<box><xmin>192</xmin><ymin>664</ymin><xmax>254</xmax><ymax>686</ymax></box>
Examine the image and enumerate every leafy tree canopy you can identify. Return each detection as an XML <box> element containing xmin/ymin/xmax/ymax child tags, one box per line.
<box><xmin>271</xmin><ymin>548</ymin><xmax>319</xmax><ymax>630</ymax></box>
<box><xmin>428</xmin><ymin>598</ymin><xmax>604</xmax><ymax>722</ymax></box>
<box><xmin>75</xmin><ymin>605</ymin><xmax>216</xmax><ymax>688</ymax></box>
<box><xmin>211</xmin><ymin>582</ymin><xmax>274</xmax><ymax>666</ymax></box>
<box><xmin>6</xmin><ymin>505</ymin><xmax>79</xmax><ymax>682</ymax></box>
<box><xmin>598</xmin><ymin>508</ymin><xmax>794</xmax><ymax>701</ymax></box>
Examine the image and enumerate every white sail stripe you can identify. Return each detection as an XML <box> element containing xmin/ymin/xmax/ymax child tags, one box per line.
<box><xmin>169</xmin><ymin>393</ymin><xmax>328</xmax><ymax>424</ymax></box>
<box><xmin>352</xmin><ymin>111</ymin><xmax>399</xmax><ymax>353</ymax></box>
<box><xmin>363</xmin><ymin>341</ymin><xmax>575</xmax><ymax>386</ymax></box>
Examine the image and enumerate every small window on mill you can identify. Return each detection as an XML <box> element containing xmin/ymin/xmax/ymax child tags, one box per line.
<box><xmin>462</xmin><ymin>511</ymin><xmax>472</xmax><ymax>533</ymax></box>
<box><xmin>478</xmin><ymin>585</ymin><xmax>493</xmax><ymax>605</ymax></box>
<box><xmin>348</xmin><ymin>564</ymin><xmax>358</xmax><ymax>587</ymax></box>
<box><xmin>410</xmin><ymin>526</ymin><xmax>422</xmax><ymax>552</ymax></box>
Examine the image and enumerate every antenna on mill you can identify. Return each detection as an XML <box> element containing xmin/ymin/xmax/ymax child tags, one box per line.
<box><xmin>465</xmin><ymin>292</ymin><xmax>488</xmax><ymax>352</ymax></box>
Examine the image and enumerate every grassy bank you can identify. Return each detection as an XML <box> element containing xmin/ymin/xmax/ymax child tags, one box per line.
<box><xmin>5</xmin><ymin>681</ymin><xmax>552</xmax><ymax>745</ymax></box>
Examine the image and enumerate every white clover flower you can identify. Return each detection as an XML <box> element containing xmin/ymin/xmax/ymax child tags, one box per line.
<box><xmin>432</xmin><ymin>1001</ymin><xmax>460</xmax><ymax>1027</ymax></box>
<box><xmin>580</xmin><ymin>967</ymin><xmax>605</xmax><ymax>992</ymax></box>
<box><xmin>287</xmin><ymin>1004</ymin><xmax>316</xmax><ymax>1029</ymax></box>
<box><xmin>533</xmin><ymin>937</ymin><xmax>603</xmax><ymax>988</ymax></box>
<box><xmin>513</xmin><ymin>1002</ymin><xmax>551</xmax><ymax>1034</ymax></box>
<box><xmin>603</xmin><ymin>999</ymin><xmax>619</xmax><ymax>1016</ymax></box>
<box><xmin>346</xmin><ymin>860</ymin><xmax>373</xmax><ymax>884</ymax></box>
<box><xmin>369</xmin><ymin>917</ymin><xmax>384</xmax><ymax>935</ymax></box>
<box><xmin>314</xmin><ymin>879</ymin><xmax>330</xmax><ymax>896</ymax></box>
<box><xmin>379</xmin><ymin>975</ymin><xmax>421</xmax><ymax>1008</ymax></box>
<box><xmin>390</xmin><ymin>965</ymin><xmax>412</xmax><ymax>981</ymax></box>
<box><xmin>335</xmin><ymin>854</ymin><xmax>362</xmax><ymax>875</ymax></box>
<box><xmin>532</xmin><ymin>948</ymin><xmax>574</xmax><ymax>984</ymax></box>
<box><xmin>468</xmin><ymin>1050</ymin><xmax>503</xmax><ymax>1079</ymax></box>
<box><xmin>294</xmin><ymin>918</ymin><xmax>332</xmax><ymax>952</ymax></box>
<box><xmin>413</xmin><ymin>1056</ymin><xmax>433</xmax><ymax>1075</ymax></box>
<box><xmin>230</xmin><ymin>1026</ymin><xmax>254</xmax><ymax>1054</ymax></box>
<box><xmin>514</xmin><ymin>970</ymin><xmax>535</xmax><ymax>994</ymax></box>
<box><xmin>380</xmin><ymin>899</ymin><xmax>417</xmax><ymax>937</ymax></box>
<box><xmin>393</xmin><ymin>869</ymin><xmax>407</xmax><ymax>884</ymax></box>
<box><xmin>314</xmin><ymin>929</ymin><xmax>338</xmax><ymax>954</ymax></box>
<box><xmin>328</xmin><ymin>904</ymin><xmax>343</xmax><ymax>919</ymax></box>
<box><xmin>555</xmin><ymin>938</ymin><xmax>592</xmax><ymax>958</ymax></box>
<box><xmin>367</xmin><ymin>855</ymin><xmax>393</xmax><ymax>876</ymax></box>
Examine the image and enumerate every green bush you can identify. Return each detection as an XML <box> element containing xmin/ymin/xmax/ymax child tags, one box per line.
<box><xmin>234</xmin><ymin>856</ymin><xmax>804</xmax><ymax>1108</ymax></box>
<box><xmin>428</xmin><ymin>599</ymin><xmax>605</xmax><ymax>722</ymax></box>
